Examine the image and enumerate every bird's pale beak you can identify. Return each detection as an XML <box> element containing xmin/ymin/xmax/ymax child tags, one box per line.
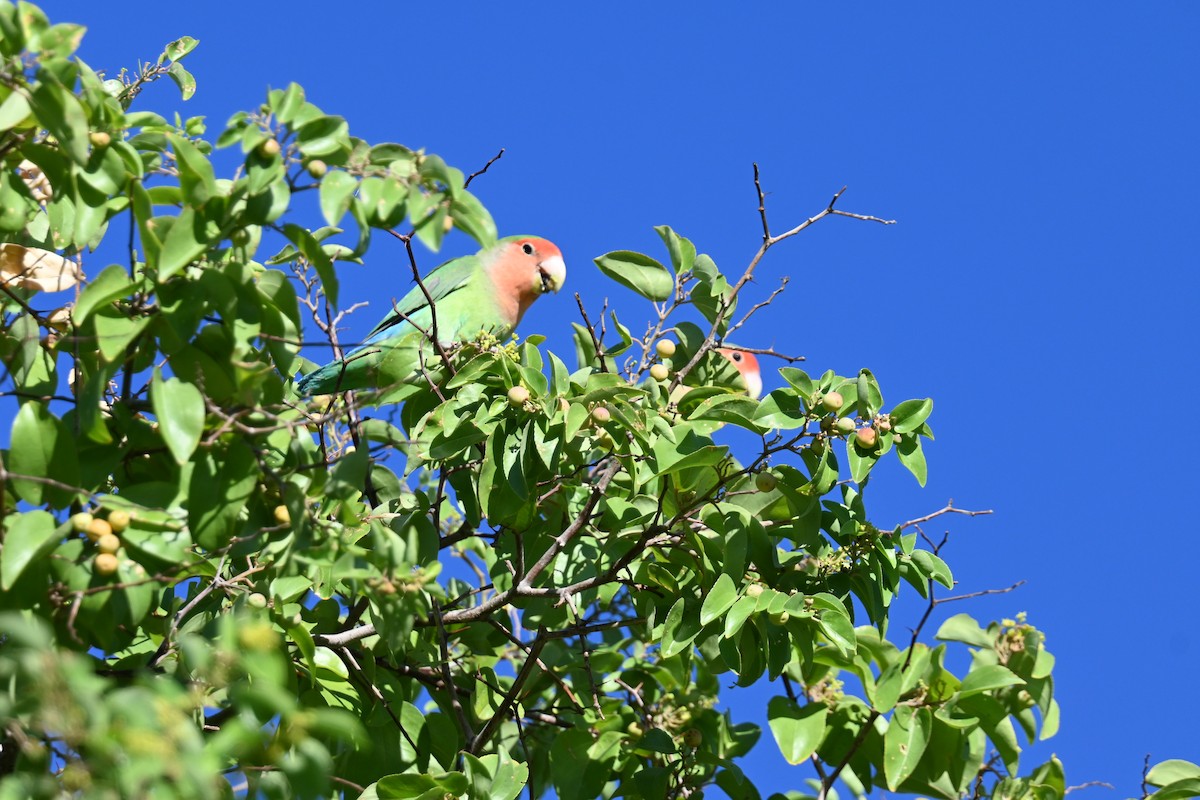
<box><xmin>537</xmin><ymin>254</ymin><xmax>566</xmax><ymax>294</ymax></box>
<box><xmin>743</xmin><ymin>371</ymin><xmax>763</xmax><ymax>400</ymax></box>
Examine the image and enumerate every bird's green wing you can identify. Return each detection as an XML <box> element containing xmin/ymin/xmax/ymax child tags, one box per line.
<box><xmin>363</xmin><ymin>254</ymin><xmax>482</xmax><ymax>342</ymax></box>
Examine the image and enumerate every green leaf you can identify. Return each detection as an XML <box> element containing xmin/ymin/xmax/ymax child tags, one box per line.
<box><xmin>284</xmin><ymin>224</ymin><xmax>338</xmax><ymax>308</ymax></box>
<box><xmin>157</xmin><ymin>206</ymin><xmax>206</xmax><ymax>279</ymax></box>
<box><xmin>872</xmin><ymin>663</ymin><xmax>903</xmax><ymax>713</ymax></box>
<box><xmin>652</xmin><ymin>429</ymin><xmax>727</xmax><ymax>476</ymax></box>
<box><xmin>766</xmin><ymin>697</ymin><xmax>827</xmax><ymax>765</ymax></box>
<box><xmin>753</xmin><ymin>389</ymin><xmax>809</xmax><ymax>430</ymax></box>
<box><xmin>1150</xmin><ymin>779</ymin><xmax>1200</xmax><ymax>800</ymax></box>
<box><xmin>166</xmin><ymin>133</ymin><xmax>217</xmax><ymax>207</ymax></box>
<box><xmin>593</xmin><ymin>250</ymin><xmax>674</xmax><ymax>301</ymax></box>
<box><xmin>151</xmin><ymin>372</ymin><xmax>205</xmax><ymax>464</ymax></box>
<box><xmin>9</xmin><ymin>402</ymin><xmax>78</xmax><ymax>507</ymax></box>
<box><xmin>319</xmin><ymin>170</ymin><xmax>357</xmax><ymax>227</ymax></box>
<box><xmin>661</xmin><ymin>597</ymin><xmax>701</xmax><ymax>658</ymax></box>
<box><xmin>896</xmin><ymin>434</ymin><xmax>927</xmax><ymax>486</ymax></box>
<box><xmin>909</xmin><ymin>549</ymin><xmax>953</xmax><ymax>589</ymax></box>
<box><xmin>654</xmin><ymin>225</ymin><xmax>696</xmax><ymax>273</ymax></box>
<box><xmin>891</xmin><ymin>398</ymin><xmax>933</xmax><ymax>434</ymax></box>
<box><xmin>691</xmin><ymin>253</ymin><xmax>735</xmax><ymax>332</ymax></box>
<box><xmin>0</xmin><ymin>89</ymin><xmax>31</xmax><ymax>131</ymax></box>
<box><xmin>1148</xmin><ymin>761</ymin><xmax>1200</xmax><ymax>788</ymax></box>
<box><xmin>188</xmin><ymin>439</ymin><xmax>258</xmax><ymax>550</ymax></box>
<box><xmin>370</xmin><ymin>771</ymin><xmax>469</xmax><ymax>798</ymax></box>
<box><xmin>884</xmin><ymin>706</ymin><xmax>932</xmax><ymax>790</ymax></box>
<box><xmin>700</xmin><ymin>573</ymin><xmax>738</xmax><ymax>626</ymax></box>
<box><xmin>1</xmin><ymin>510</ymin><xmax>58</xmax><ymax>590</ymax></box>
<box><xmin>297</xmin><ymin>114</ymin><xmax>350</xmax><ymax>158</ymax></box>
<box><xmin>460</xmin><ymin>752</ymin><xmax>529</xmax><ymax>800</ymax></box>
<box><xmin>29</xmin><ymin>79</ymin><xmax>88</xmax><ymax>164</ymax></box>
<box><xmin>935</xmin><ymin>613</ymin><xmax>993</xmax><ymax>648</ymax></box>
<box><xmin>449</xmin><ymin>188</ymin><xmax>497</xmax><ymax>248</ymax></box>
<box><xmin>161</xmin><ymin>35</ymin><xmax>199</xmax><ymax>62</ymax></box>
<box><xmin>93</xmin><ymin>305</ymin><xmax>150</xmax><ymax>363</ymax></box>
<box><xmin>166</xmin><ymin>61</ymin><xmax>196</xmax><ymax>100</ymax></box>
<box><xmin>958</xmin><ymin>664</ymin><xmax>1024</xmax><ymax>698</ymax></box>
<box><xmin>724</xmin><ymin>595</ymin><xmax>757</xmax><ymax>639</ymax></box>
<box><xmin>551</xmin><ymin>728</ymin><xmax>616</xmax><ymax>800</ymax></box>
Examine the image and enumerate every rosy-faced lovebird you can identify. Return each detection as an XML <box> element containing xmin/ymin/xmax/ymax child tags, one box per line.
<box><xmin>717</xmin><ymin>348</ymin><xmax>762</xmax><ymax>399</ymax></box>
<box><xmin>296</xmin><ymin>236</ymin><xmax>566</xmax><ymax>395</ymax></box>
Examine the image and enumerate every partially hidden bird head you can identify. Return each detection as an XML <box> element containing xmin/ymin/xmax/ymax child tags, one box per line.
<box><xmin>718</xmin><ymin>348</ymin><xmax>763</xmax><ymax>399</ymax></box>
<box><xmin>488</xmin><ymin>235</ymin><xmax>566</xmax><ymax>327</ymax></box>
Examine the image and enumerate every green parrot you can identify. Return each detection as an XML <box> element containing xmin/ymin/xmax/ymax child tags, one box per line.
<box><xmin>296</xmin><ymin>235</ymin><xmax>566</xmax><ymax>396</ymax></box>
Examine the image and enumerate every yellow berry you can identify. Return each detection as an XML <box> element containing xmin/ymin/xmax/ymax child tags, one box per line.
<box><xmin>822</xmin><ymin>391</ymin><xmax>844</xmax><ymax>412</ymax></box>
<box><xmin>71</xmin><ymin>512</ymin><xmax>93</xmax><ymax>533</ymax></box>
<box><xmin>306</xmin><ymin>159</ymin><xmax>327</xmax><ymax>178</ymax></box>
<box><xmin>591</xmin><ymin>406</ymin><xmax>611</xmax><ymax>424</ymax></box>
<box><xmin>507</xmin><ymin>386</ymin><xmax>530</xmax><ymax>406</ymax></box>
<box><xmin>649</xmin><ymin>364</ymin><xmax>669</xmax><ymax>382</ymax></box>
<box><xmin>247</xmin><ymin>592</ymin><xmax>268</xmax><ymax>609</ymax></box>
<box><xmin>655</xmin><ymin>339</ymin><xmax>676</xmax><ymax>358</ymax></box>
<box><xmin>93</xmin><ymin>553</ymin><xmax>119</xmax><ymax>576</ymax></box>
<box><xmin>88</xmin><ymin>131</ymin><xmax>111</xmax><ymax>148</ymax></box>
<box><xmin>86</xmin><ymin>518</ymin><xmax>112</xmax><ymax>542</ymax></box>
<box><xmin>96</xmin><ymin>533</ymin><xmax>121</xmax><ymax>554</ymax></box>
<box><xmin>682</xmin><ymin>729</ymin><xmax>703</xmax><ymax>748</ymax></box>
<box><xmin>259</xmin><ymin>139</ymin><xmax>281</xmax><ymax>157</ymax></box>
<box><xmin>835</xmin><ymin>417</ymin><xmax>856</xmax><ymax>435</ymax></box>
<box><xmin>755</xmin><ymin>471</ymin><xmax>777</xmax><ymax>492</ymax></box>
<box><xmin>238</xmin><ymin>621</ymin><xmax>280</xmax><ymax>652</ymax></box>
<box><xmin>107</xmin><ymin>509</ymin><xmax>131</xmax><ymax>533</ymax></box>
<box><xmin>273</xmin><ymin>505</ymin><xmax>291</xmax><ymax>526</ymax></box>
<box><xmin>745</xmin><ymin>584</ymin><xmax>764</xmax><ymax>598</ymax></box>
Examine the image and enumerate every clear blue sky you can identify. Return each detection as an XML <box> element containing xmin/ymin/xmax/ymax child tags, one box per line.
<box><xmin>53</xmin><ymin>1</ymin><xmax>1200</xmax><ymax>796</ymax></box>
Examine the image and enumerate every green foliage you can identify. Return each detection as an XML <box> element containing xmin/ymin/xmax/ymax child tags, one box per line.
<box><xmin>0</xmin><ymin>4</ymin><xmax>1192</xmax><ymax>800</ymax></box>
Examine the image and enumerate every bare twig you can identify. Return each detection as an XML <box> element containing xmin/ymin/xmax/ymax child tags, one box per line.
<box><xmin>575</xmin><ymin>293</ymin><xmax>607</xmax><ymax>373</ymax></box>
<box><xmin>1066</xmin><ymin>782</ymin><xmax>1115</xmax><ymax>795</ymax></box>
<box><xmin>898</xmin><ymin>502</ymin><xmax>993</xmax><ymax>531</ymax></box>
<box><xmin>432</xmin><ymin>601</ymin><xmax>475</xmax><ymax>741</ymax></box>
<box><xmin>469</xmin><ymin>637</ymin><xmax>546</xmax><ymax>754</ymax></box>
<box><xmin>464</xmin><ymin>148</ymin><xmax>505</xmax><ymax>189</ymax></box>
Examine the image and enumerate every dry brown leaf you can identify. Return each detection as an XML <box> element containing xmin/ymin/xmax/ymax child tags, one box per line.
<box><xmin>46</xmin><ymin>305</ymin><xmax>72</xmax><ymax>331</ymax></box>
<box><xmin>17</xmin><ymin>159</ymin><xmax>51</xmax><ymax>205</ymax></box>
<box><xmin>0</xmin><ymin>243</ymin><xmax>82</xmax><ymax>293</ymax></box>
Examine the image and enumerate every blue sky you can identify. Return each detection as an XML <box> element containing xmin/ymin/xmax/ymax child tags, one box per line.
<box><xmin>49</xmin><ymin>1</ymin><xmax>1200</xmax><ymax>796</ymax></box>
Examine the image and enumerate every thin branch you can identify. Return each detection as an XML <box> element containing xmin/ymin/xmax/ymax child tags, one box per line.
<box><xmin>1066</xmin><ymin>782</ymin><xmax>1115</xmax><ymax>795</ymax></box>
<box><xmin>464</xmin><ymin>148</ymin><xmax>505</xmax><ymax>189</ymax></box>
<box><xmin>575</xmin><ymin>293</ymin><xmax>607</xmax><ymax>373</ymax></box>
<box><xmin>898</xmin><ymin>502</ymin><xmax>993</xmax><ymax>531</ymax></box>
<box><xmin>753</xmin><ymin>162</ymin><xmax>770</xmax><ymax>242</ymax></box>
<box><xmin>469</xmin><ymin>637</ymin><xmax>546</xmax><ymax>754</ymax></box>
<box><xmin>937</xmin><ymin>581</ymin><xmax>1026</xmax><ymax>605</ymax></box>
<box><xmin>432</xmin><ymin>601</ymin><xmax>475</xmax><ymax>742</ymax></box>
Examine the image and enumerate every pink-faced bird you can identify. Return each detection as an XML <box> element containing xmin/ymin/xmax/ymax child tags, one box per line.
<box><xmin>296</xmin><ymin>236</ymin><xmax>566</xmax><ymax>395</ymax></box>
<box><xmin>717</xmin><ymin>348</ymin><xmax>762</xmax><ymax>399</ymax></box>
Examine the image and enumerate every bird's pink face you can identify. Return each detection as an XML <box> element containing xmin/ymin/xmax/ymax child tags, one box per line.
<box><xmin>718</xmin><ymin>348</ymin><xmax>763</xmax><ymax>399</ymax></box>
<box><xmin>490</xmin><ymin>237</ymin><xmax>567</xmax><ymax>325</ymax></box>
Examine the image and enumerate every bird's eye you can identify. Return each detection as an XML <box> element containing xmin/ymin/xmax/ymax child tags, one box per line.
<box><xmin>521</xmin><ymin>242</ymin><xmax>535</xmax><ymax>255</ymax></box>
<box><xmin>731</xmin><ymin>352</ymin><xmax>742</xmax><ymax>362</ymax></box>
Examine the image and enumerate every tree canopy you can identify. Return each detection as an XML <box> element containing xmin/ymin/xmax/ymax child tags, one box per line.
<box><xmin>0</xmin><ymin>4</ymin><xmax>1196</xmax><ymax>799</ymax></box>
